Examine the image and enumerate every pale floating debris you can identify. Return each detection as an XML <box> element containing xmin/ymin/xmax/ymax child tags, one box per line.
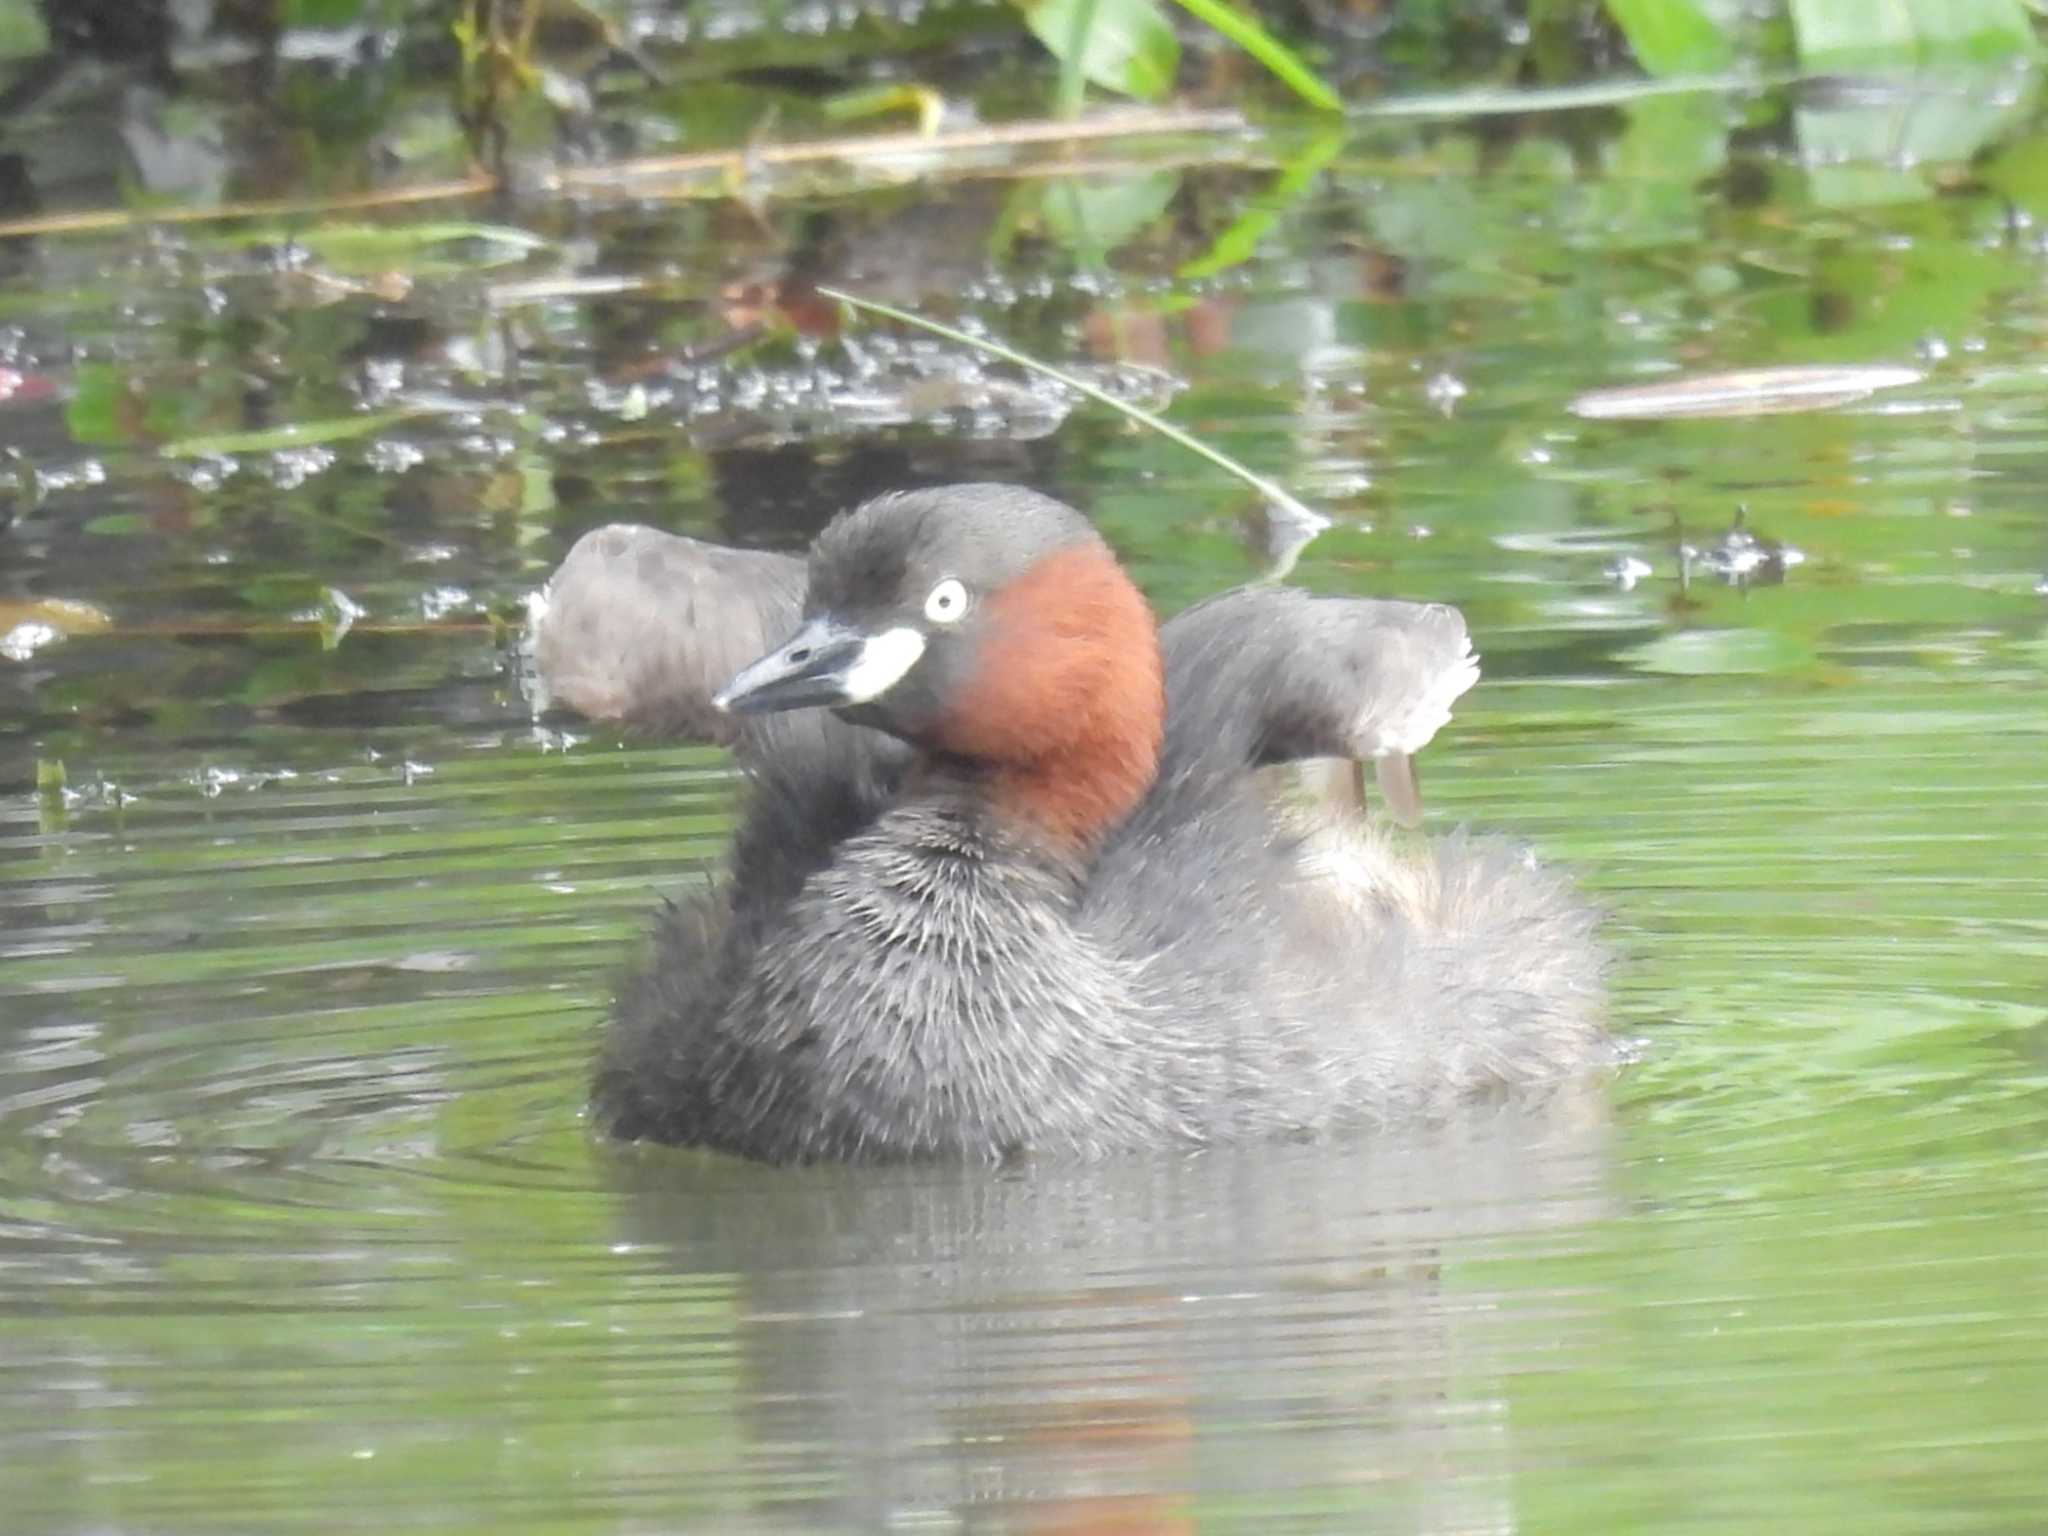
<box><xmin>1683</xmin><ymin>513</ymin><xmax>1803</xmax><ymax>588</ymax></box>
<box><xmin>1424</xmin><ymin>372</ymin><xmax>1467</xmax><ymax>416</ymax></box>
<box><xmin>1</xmin><ymin>620</ymin><xmax>59</xmax><ymax>661</ymax></box>
<box><xmin>531</xmin><ymin>725</ymin><xmax>584</xmax><ymax>753</ymax></box>
<box><xmin>62</xmin><ymin>778</ymin><xmax>136</xmax><ymax>810</ymax></box>
<box><xmin>296</xmin><ymin>587</ymin><xmax>366</xmax><ymax>649</ymax></box>
<box><xmin>1605</xmin><ymin>555</ymin><xmax>1653</xmax><ymax>591</ymax></box>
<box><xmin>1569</xmin><ymin>365</ymin><xmax>1924</xmax><ymax>420</ymax></box>
<box><xmin>392</xmin><ymin>950</ymin><xmax>474</xmax><ymax>974</ymax></box>
<box><xmin>0</xmin><ymin>597</ymin><xmax>114</xmax><ymax>658</ymax></box>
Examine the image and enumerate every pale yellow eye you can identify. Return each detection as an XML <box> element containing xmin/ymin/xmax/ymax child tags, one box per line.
<box><xmin>924</xmin><ymin>577</ymin><xmax>969</xmax><ymax>625</ymax></box>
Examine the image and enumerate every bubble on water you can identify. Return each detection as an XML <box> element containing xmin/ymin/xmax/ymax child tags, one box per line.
<box><xmin>268</xmin><ymin>445</ymin><xmax>336</xmax><ymax>489</ymax></box>
<box><xmin>1685</xmin><ymin>513</ymin><xmax>1802</xmax><ymax>587</ymax></box>
<box><xmin>419</xmin><ymin>586</ymin><xmax>475</xmax><ymax>621</ymax></box>
<box><xmin>1605</xmin><ymin>555</ymin><xmax>1653</xmax><ymax>591</ymax></box>
<box><xmin>365</xmin><ymin>438</ymin><xmax>425</xmax><ymax>475</ymax></box>
<box><xmin>37</xmin><ymin>460</ymin><xmax>107</xmax><ymax>494</ymax></box>
<box><xmin>178</xmin><ymin>454</ymin><xmax>239</xmax><ymax>491</ymax></box>
<box><xmin>1424</xmin><ymin>372</ymin><xmax>1467</xmax><ymax>417</ymax></box>
<box><xmin>362</xmin><ymin>357</ymin><xmax>405</xmax><ymax>397</ymax></box>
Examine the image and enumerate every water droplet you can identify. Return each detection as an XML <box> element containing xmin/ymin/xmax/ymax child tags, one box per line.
<box><xmin>1424</xmin><ymin>372</ymin><xmax>1467</xmax><ymax>416</ymax></box>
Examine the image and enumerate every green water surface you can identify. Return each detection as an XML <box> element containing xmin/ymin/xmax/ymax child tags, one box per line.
<box><xmin>2</xmin><ymin>33</ymin><xmax>2046</xmax><ymax>1536</ymax></box>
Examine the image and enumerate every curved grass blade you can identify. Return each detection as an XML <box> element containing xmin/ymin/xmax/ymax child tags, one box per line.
<box><xmin>1170</xmin><ymin>0</ymin><xmax>1341</xmax><ymax>111</ymax></box>
<box><xmin>816</xmin><ymin>284</ymin><xmax>1328</xmax><ymax>532</ymax></box>
<box><xmin>160</xmin><ymin>407</ymin><xmax>425</xmax><ymax>459</ymax></box>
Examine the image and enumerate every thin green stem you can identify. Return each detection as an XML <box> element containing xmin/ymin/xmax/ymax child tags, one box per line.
<box><xmin>817</xmin><ymin>284</ymin><xmax>1327</xmax><ymax>532</ymax></box>
<box><xmin>1170</xmin><ymin>0</ymin><xmax>1341</xmax><ymax>111</ymax></box>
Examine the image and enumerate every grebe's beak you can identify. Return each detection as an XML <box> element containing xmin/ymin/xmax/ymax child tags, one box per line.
<box><xmin>714</xmin><ymin>615</ymin><xmax>926</xmax><ymax>715</ymax></box>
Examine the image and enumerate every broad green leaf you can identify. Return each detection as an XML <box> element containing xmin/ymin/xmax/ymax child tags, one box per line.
<box><xmin>1790</xmin><ymin>0</ymin><xmax>2038</xmax><ymax>68</ymax></box>
<box><xmin>0</xmin><ymin>0</ymin><xmax>48</xmax><ymax>61</ymax></box>
<box><xmin>65</xmin><ymin>363</ymin><xmax>136</xmax><ymax>447</ymax></box>
<box><xmin>1794</xmin><ymin>64</ymin><xmax>2040</xmax><ymax>207</ymax></box>
<box><xmin>1018</xmin><ymin>0</ymin><xmax>1178</xmax><ymax>103</ymax></box>
<box><xmin>1604</xmin><ymin>0</ymin><xmax>1737</xmax><ymax>76</ymax></box>
<box><xmin>1040</xmin><ymin>172</ymin><xmax>1181</xmax><ymax>263</ymax></box>
<box><xmin>1905</xmin><ymin>0</ymin><xmax>2038</xmax><ymax>58</ymax></box>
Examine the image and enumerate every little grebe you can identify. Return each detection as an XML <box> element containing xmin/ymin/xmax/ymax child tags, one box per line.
<box><xmin>534</xmin><ymin>484</ymin><xmax>1609</xmax><ymax>1162</ymax></box>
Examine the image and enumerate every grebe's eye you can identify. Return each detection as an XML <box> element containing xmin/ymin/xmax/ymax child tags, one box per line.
<box><xmin>923</xmin><ymin>577</ymin><xmax>970</xmax><ymax>625</ymax></box>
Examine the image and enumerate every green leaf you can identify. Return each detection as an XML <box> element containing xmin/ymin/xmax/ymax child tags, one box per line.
<box><xmin>283</xmin><ymin>0</ymin><xmax>370</xmax><ymax>24</ymax></box>
<box><xmin>1604</xmin><ymin>0</ymin><xmax>1737</xmax><ymax>76</ymax></box>
<box><xmin>1168</xmin><ymin>0</ymin><xmax>1341</xmax><ymax>109</ymax></box>
<box><xmin>65</xmin><ymin>363</ymin><xmax>136</xmax><ymax>447</ymax></box>
<box><xmin>0</xmin><ymin>0</ymin><xmax>48</xmax><ymax>61</ymax></box>
<box><xmin>1794</xmin><ymin>64</ymin><xmax>2040</xmax><ymax>208</ymax></box>
<box><xmin>210</xmin><ymin>223</ymin><xmax>547</xmax><ymax>278</ymax></box>
<box><xmin>1789</xmin><ymin>0</ymin><xmax>2039</xmax><ymax>68</ymax></box>
<box><xmin>1018</xmin><ymin>0</ymin><xmax>1179</xmax><ymax>103</ymax></box>
<box><xmin>159</xmin><ymin>409</ymin><xmax>422</xmax><ymax>459</ymax></box>
<box><xmin>1039</xmin><ymin>172</ymin><xmax>1181</xmax><ymax>263</ymax></box>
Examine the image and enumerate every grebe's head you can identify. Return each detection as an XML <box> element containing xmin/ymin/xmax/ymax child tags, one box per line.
<box><xmin>716</xmin><ymin>484</ymin><xmax>1164</xmax><ymax>848</ymax></box>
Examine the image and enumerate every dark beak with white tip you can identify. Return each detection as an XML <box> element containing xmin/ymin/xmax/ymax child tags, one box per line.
<box><xmin>714</xmin><ymin>615</ymin><xmax>873</xmax><ymax>715</ymax></box>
